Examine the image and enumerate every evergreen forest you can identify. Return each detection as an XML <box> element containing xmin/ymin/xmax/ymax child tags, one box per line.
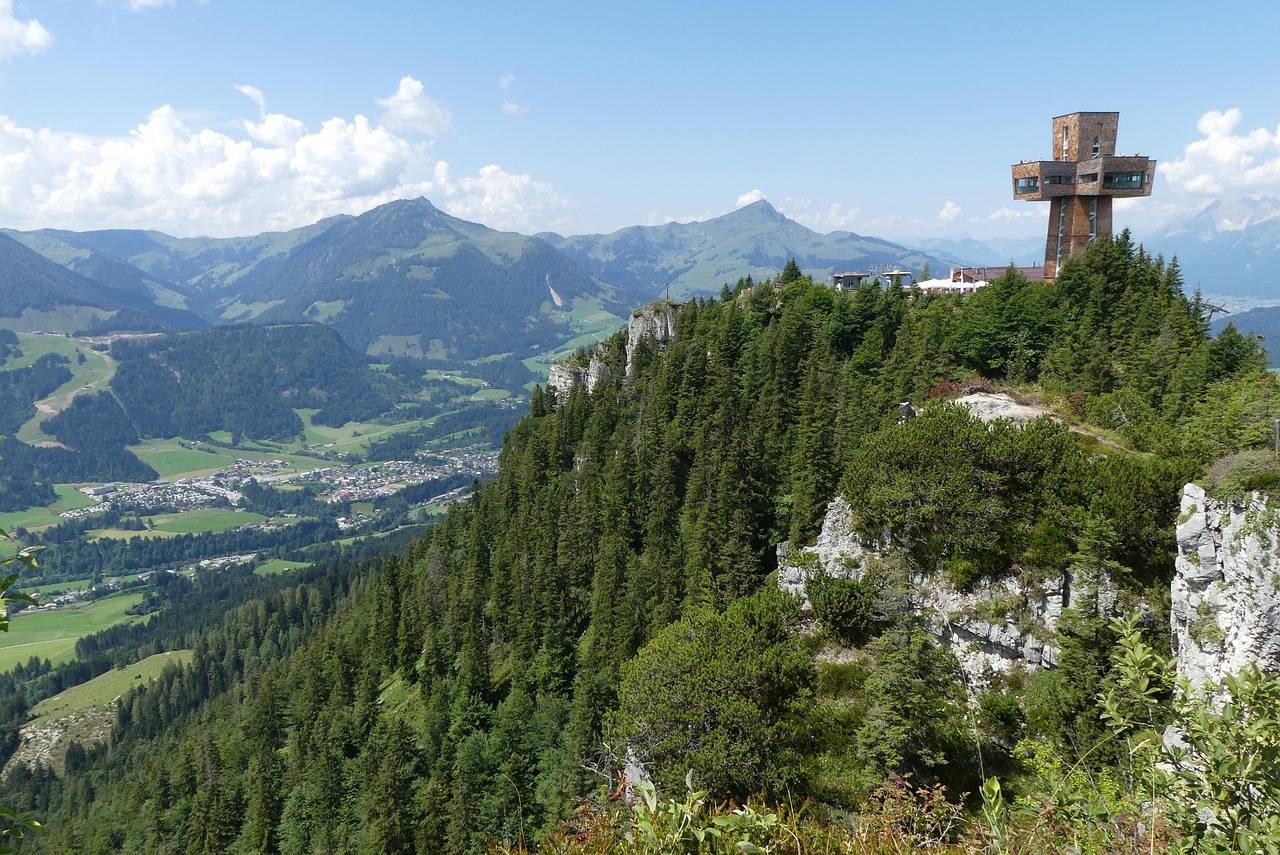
<box><xmin>2</xmin><ymin>234</ymin><xmax>1279</xmax><ymax>854</ymax></box>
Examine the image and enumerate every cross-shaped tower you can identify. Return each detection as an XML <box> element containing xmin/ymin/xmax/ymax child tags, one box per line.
<box><xmin>1011</xmin><ymin>112</ymin><xmax>1155</xmax><ymax>277</ymax></box>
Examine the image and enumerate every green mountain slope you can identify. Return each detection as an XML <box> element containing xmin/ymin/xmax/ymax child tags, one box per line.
<box><xmin>237</xmin><ymin>197</ymin><xmax>637</xmax><ymax>358</ymax></box>
<box><xmin>0</xmin><ymin>233</ymin><xmax>188</xmax><ymax>334</ymax></box>
<box><xmin>540</xmin><ymin>199</ymin><xmax>955</xmax><ymax>298</ymax></box>
<box><xmin>3</xmin><ymin>230</ymin><xmax>207</xmax><ymax>330</ymax></box>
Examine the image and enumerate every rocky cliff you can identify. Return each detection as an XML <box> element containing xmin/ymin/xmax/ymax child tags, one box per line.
<box><xmin>784</xmin><ymin>482</ymin><xmax>1280</xmax><ymax>697</ymax></box>
<box><xmin>625</xmin><ymin>302</ymin><xmax>676</xmax><ymax>375</ymax></box>
<box><xmin>778</xmin><ymin>497</ymin><xmax>1082</xmax><ymax>692</ymax></box>
<box><xmin>1172</xmin><ymin>483</ymin><xmax>1280</xmax><ymax>691</ymax></box>
<box><xmin>546</xmin><ymin>345</ymin><xmax>613</xmax><ymax>399</ymax></box>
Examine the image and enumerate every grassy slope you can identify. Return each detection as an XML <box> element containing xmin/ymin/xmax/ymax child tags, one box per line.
<box><xmin>0</xmin><ymin>593</ymin><xmax>146</xmax><ymax>671</ymax></box>
<box><xmin>0</xmin><ymin>486</ymin><xmax>98</xmax><ymax>532</ymax></box>
<box><xmin>10</xmin><ymin>334</ymin><xmax>117</xmax><ymax>443</ymax></box>
<box><xmin>28</xmin><ymin>650</ymin><xmax>195</xmax><ymax>722</ymax></box>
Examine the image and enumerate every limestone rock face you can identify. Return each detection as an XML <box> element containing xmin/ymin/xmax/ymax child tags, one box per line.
<box><xmin>1171</xmin><ymin>484</ymin><xmax>1280</xmax><ymax>691</ymax></box>
<box><xmin>626</xmin><ymin>303</ymin><xmax>677</xmax><ymax>375</ymax></box>
<box><xmin>547</xmin><ymin>347</ymin><xmax>613</xmax><ymax>399</ymax></box>
<box><xmin>778</xmin><ymin>497</ymin><xmax>1075</xmax><ymax>692</ymax></box>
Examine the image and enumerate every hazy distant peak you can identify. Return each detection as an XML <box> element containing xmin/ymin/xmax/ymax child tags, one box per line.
<box><xmin>730</xmin><ymin>199</ymin><xmax>789</xmax><ymax>224</ymax></box>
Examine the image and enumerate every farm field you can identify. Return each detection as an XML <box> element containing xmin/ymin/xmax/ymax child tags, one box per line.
<box><xmin>296</xmin><ymin>409</ymin><xmax>427</xmax><ymax>454</ymax></box>
<box><xmin>0</xmin><ymin>593</ymin><xmax>147</xmax><ymax>671</ymax></box>
<box><xmin>28</xmin><ymin>650</ymin><xmax>195</xmax><ymax>722</ymax></box>
<box><xmin>0</xmin><ymin>485</ymin><xmax>99</xmax><ymax>533</ymax></box>
<box><xmin>148</xmin><ymin>509</ymin><xmax>268</xmax><ymax>535</ymax></box>
<box><xmin>254</xmin><ymin>559</ymin><xmax>312</xmax><ymax>576</ymax></box>
<box><xmin>129</xmin><ymin>439</ymin><xmax>236</xmax><ymax>479</ymax></box>
<box><xmin>20</xmin><ymin>577</ymin><xmax>94</xmax><ymax>596</ymax></box>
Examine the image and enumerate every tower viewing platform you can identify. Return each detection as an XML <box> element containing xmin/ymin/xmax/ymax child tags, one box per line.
<box><xmin>1011</xmin><ymin>112</ymin><xmax>1155</xmax><ymax>277</ymax></box>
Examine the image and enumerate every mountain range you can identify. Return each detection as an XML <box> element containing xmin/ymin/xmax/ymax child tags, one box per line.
<box><xmin>2</xmin><ymin>196</ymin><xmax>1275</xmax><ymax>364</ymax></box>
<box><xmin>538</xmin><ymin>200</ymin><xmax>950</xmax><ymax>297</ymax></box>
<box><xmin>0</xmin><ymin>200</ymin><xmax>956</xmax><ymax>360</ymax></box>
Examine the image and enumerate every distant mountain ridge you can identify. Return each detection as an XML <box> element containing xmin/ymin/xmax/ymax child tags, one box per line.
<box><xmin>1143</xmin><ymin>197</ymin><xmax>1280</xmax><ymax>298</ymax></box>
<box><xmin>539</xmin><ymin>200</ymin><xmax>955</xmax><ymax>298</ymax></box>
<box><xmin>0</xmin><ymin>230</ymin><xmax>207</xmax><ymax>333</ymax></box>
<box><xmin>1</xmin><ymin>197</ymin><xmax>968</xmax><ymax>360</ymax></box>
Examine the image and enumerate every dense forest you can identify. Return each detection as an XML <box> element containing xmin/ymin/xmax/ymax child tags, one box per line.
<box><xmin>110</xmin><ymin>324</ymin><xmax>394</xmax><ymax>441</ymax></box>
<box><xmin>2</xmin><ymin>235</ymin><xmax>1278</xmax><ymax>853</ymax></box>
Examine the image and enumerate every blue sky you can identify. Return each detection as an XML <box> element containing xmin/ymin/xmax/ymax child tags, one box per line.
<box><xmin>1</xmin><ymin>0</ymin><xmax>1278</xmax><ymax>243</ymax></box>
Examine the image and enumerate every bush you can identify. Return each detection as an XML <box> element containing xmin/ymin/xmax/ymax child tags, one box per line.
<box><xmin>1205</xmin><ymin>449</ymin><xmax>1280</xmax><ymax>500</ymax></box>
<box><xmin>807</xmin><ymin>571</ymin><xmax>884</xmax><ymax>646</ymax></box>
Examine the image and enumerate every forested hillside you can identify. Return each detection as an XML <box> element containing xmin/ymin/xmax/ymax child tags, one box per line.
<box><xmin>2</xmin><ymin>234</ymin><xmax>1276</xmax><ymax>854</ymax></box>
<box><xmin>109</xmin><ymin>323</ymin><xmax>394</xmax><ymax>440</ymax></box>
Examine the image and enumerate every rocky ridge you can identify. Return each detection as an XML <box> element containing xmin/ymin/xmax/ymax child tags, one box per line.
<box><xmin>546</xmin><ymin>346</ymin><xmax>613</xmax><ymax>399</ymax></box>
<box><xmin>783</xmin><ymin>479</ymin><xmax>1280</xmax><ymax>698</ymax></box>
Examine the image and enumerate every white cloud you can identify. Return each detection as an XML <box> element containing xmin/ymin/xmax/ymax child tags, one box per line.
<box><xmin>0</xmin><ymin>81</ymin><xmax>571</xmax><ymax>237</ymax></box>
<box><xmin>499</xmin><ymin>72</ymin><xmax>516</xmax><ymax>90</ymax></box>
<box><xmin>1161</xmin><ymin>108</ymin><xmax>1280</xmax><ymax>197</ymax></box>
<box><xmin>778</xmin><ymin>197</ymin><xmax>862</xmax><ymax>232</ymax></box>
<box><xmin>234</xmin><ymin>84</ymin><xmax>267</xmax><ymax>114</ymax></box>
<box><xmin>736</xmin><ymin>188</ymin><xmax>765</xmax><ymax>207</ymax></box>
<box><xmin>983</xmin><ymin>206</ymin><xmax>1042</xmax><ymax>222</ymax></box>
<box><xmin>938</xmin><ymin>200</ymin><xmax>961</xmax><ymax>221</ymax></box>
<box><xmin>431</xmin><ymin>161</ymin><xmax>572</xmax><ymax>233</ymax></box>
<box><xmin>121</xmin><ymin>0</ymin><xmax>175</xmax><ymax>9</ymax></box>
<box><xmin>501</xmin><ymin>101</ymin><xmax>529</xmax><ymax>117</ymax></box>
<box><xmin>376</xmin><ymin>76</ymin><xmax>453</xmax><ymax>136</ymax></box>
<box><xmin>0</xmin><ymin>0</ymin><xmax>52</xmax><ymax>60</ymax></box>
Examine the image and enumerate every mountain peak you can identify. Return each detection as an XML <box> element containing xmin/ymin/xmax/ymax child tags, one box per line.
<box><xmin>734</xmin><ymin>199</ymin><xmax>788</xmax><ymax>223</ymax></box>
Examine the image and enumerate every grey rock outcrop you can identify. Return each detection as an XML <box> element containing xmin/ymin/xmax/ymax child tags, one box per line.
<box><xmin>779</xmin><ymin>497</ymin><xmax>1076</xmax><ymax>692</ymax></box>
<box><xmin>626</xmin><ymin>303</ymin><xmax>676</xmax><ymax>375</ymax></box>
<box><xmin>1171</xmin><ymin>483</ymin><xmax>1280</xmax><ymax>691</ymax></box>
<box><xmin>955</xmin><ymin>392</ymin><xmax>1058</xmax><ymax>426</ymax></box>
<box><xmin>547</xmin><ymin>346</ymin><xmax>613</xmax><ymax>399</ymax></box>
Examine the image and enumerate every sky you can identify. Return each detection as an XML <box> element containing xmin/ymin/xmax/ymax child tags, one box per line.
<box><xmin>1</xmin><ymin>0</ymin><xmax>1278</xmax><ymax>244</ymax></box>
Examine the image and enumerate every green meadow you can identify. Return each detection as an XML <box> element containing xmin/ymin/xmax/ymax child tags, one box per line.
<box><xmin>12</xmin><ymin>335</ymin><xmax>118</xmax><ymax>443</ymax></box>
<box><xmin>0</xmin><ymin>485</ymin><xmax>99</xmax><ymax>533</ymax></box>
<box><xmin>28</xmin><ymin>650</ymin><xmax>195</xmax><ymax>721</ymax></box>
<box><xmin>0</xmin><ymin>593</ymin><xmax>147</xmax><ymax>671</ymax></box>
<box><xmin>148</xmin><ymin>509</ymin><xmax>268</xmax><ymax>534</ymax></box>
<box><xmin>254</xmin><ymin>559</ymin><xmax>312</xmax><ymax>576</ymax></box>
<box><xmin>129</xmin><ymin>439</ymin><xmax>235</xmax><ymax>479</ymax></box>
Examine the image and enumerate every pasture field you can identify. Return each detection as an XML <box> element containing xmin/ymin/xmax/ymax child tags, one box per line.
<box><xmin>296</xmin><ymin>409</ymin><xmax>426</xmax><ymax>454</ymax></box>
<box><xmin>254</xmin><ymin>559</ymin><xmax>312</xmax><ymax>576</ymax></box>
<box><xmin>55</xmin><ymin>485</ymin><xmax>97</xmax><ymax>511</ymax></box>
<box><xmin>470</xmin><ymin>388</ymin><xmax>510</xmax><ymax>402</ymax></box>
<box><xmin>129</xmin><ymin>440</ymin><xmax>235</xmax><ymax>478</ymax></box>
<box><xmin>28</xmin><ymin>650</ymin><xmax>195</xmax><ymax>722</ymax></box>
<box><xmin>130</xmin><ymin>438</ymin><xmax>331</xmax><ymax>480</ymax></box>
<box><xmin>0</xmin><ymin>593</ymin><xmax>147</xmax><ymax>671</ymax></box>
<box><xmin>13</xmin><ymin>336</ymin><xmax>117</xmax><ymax>442</ymax></box>
<box><xmin>148</xmin><ymin>509</ymin><xmax>268</xmax><ymax>534</ymax></box>
<box><xmin>89</xmin><ymin>527</ymin><xmax>179</xmax><ymax>541</ymax></box>
<box><xmin>20</xmin><ymin>577</ymin><xmax>94</xmax><ymax>596</ymax></box>
<box><xmin>0</xmin><ymin>485</ymin><xmax>99</xmax><ymax>533</ymax></box>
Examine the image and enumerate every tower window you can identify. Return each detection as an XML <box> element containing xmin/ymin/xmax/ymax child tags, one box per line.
<box><xmin>1104</xmin><ymin>172</ymin><xmax>1144</xmax><ymax>189</ymax></box>
<box><xmin>1092</xmin><ymin>135</ymin><xmax>1101</xmax><ymax>157</ymax></box>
